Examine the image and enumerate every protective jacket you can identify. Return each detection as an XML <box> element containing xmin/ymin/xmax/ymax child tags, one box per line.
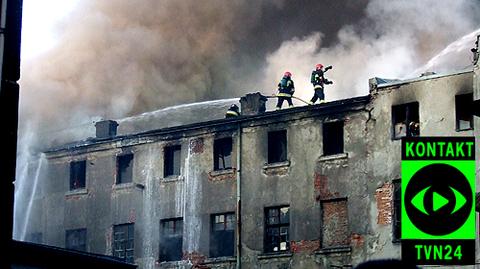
<box><xmin>225</xmin><ymin>106</ymin><xmax>240</xmax><ymax>118</ymax></box>
<box><xmin>277</xmin><ymin>77</ymin><xmax>295</xmax><ymax>97</ymax></box>
<box><xmin>311</xmin><ymin>70</ymin><xmax>332</xmax><ymax>89</ymax></box>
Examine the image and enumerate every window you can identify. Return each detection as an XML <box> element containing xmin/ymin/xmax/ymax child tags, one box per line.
<box><xmin>321</xmin><ymin>198</ymin><xmax>349</xmax><ymax>247</ymax></box>
<box><xmin>392</xmin><ymin>102</ymin><xmax>419</xmax><ymax>139</ymax></box>
<box><xmin>264</xmin><ymin>206</ymin><xmax>289</xmax><ymax>253</ymax></box>
<box><xmin>113</xmin><ymin>224</ymin><xmax>135</xmax><ymax>263</ymax></box>
<box><xmin>210</xmin><ymin>213</ymin><xmax>235</xmax><ymax>257</ymax></box>
<box><xmin>117</xmin><ymin>154</ymin><xmax>134</xmax><ymax>184</ymax></box>
<box><xmin>164</xmin><ymin>145</ymin><xmax>181</xmax><ymax>177</ymax></box>
<box><xmin>70</xmin><ymin>160</ymin><xmax>86</xmax><ymax>190</ymax></box>
<box><xmin>214</xmin><ymin>137</ymin><xmax>233</xmax><ymax>170</ymax></box>
<box><xmin>455</xmin><ymin>93</ymin><xmax>474</xmax><ymax>131</ymax></box>
<box><xmin>65</xmin><ymin>228</ymin><xmax>87</xmax><ymax>252</ymax></box>
<box><xmin>268</xmin><ymin>130</ymin><xmax>287</xmax><ymax>164</ymax></box>
<box><xmin>392</xmin><ymin>180</ymin><xmax>401</xmax><ymax>242</ymax></box>
<box><xmin>323</xmin><ymin>121</ymin><xmax>344</xmax><ymax>156</ymax></box>
<box><xmin>159</xmin><ymin>218</ymin><xmax>183</xmax><ymax>262</ymax></box>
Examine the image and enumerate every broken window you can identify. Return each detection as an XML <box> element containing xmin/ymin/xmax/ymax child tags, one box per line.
<box><xmin>65</xmin><ymin>228</ymin><xmax>87</xmax><ymax>252</ymax></box>
<box><xmin>117</xmin><ymin>154</ymin><xmax>133</xmax><ymax>184</ymax></box>
<box><xmin>210</xmin><ymin>212</ymin><xmax>235</xmax><ymax>257</ymax></box>
<box><xmin>455</xmin><ymin>93</ymin><xmax>474</xmax><ymax>131</ymax></box>
<box><xmin>113</xmin><ymin>223</ymin><xmax>135</xmax><ymax>263</ymax></box>
<box><xmin>392</xmin><ymin>102</ymin><xmax>419</xmax><ymax>139</ymax></box>
<box><xmin>321</xmin><ymin>198</ymin><xmax>349</xmax><ymax>247</ymax></box>
<box><xmin>323</xmin><ymin>121</ymin><xmax>344</xmax><ymax>156</ymax></box>
<box><xmin>264</xmin><ymin>206</ymin><xmax>289</xmax><ymax>253</ymax></box>
<box><xmin>70</xmin><ymin>160</ymin><xmax>86</xmax><ymax>190</ymax></box>
<box><xmin>159</xmin><ymin>218</ymin><xmax>183</xmax><ymax>262</ymax></box>
<box><xmin>268</xmin><ymin>130</ymin><xmax>287</xmax><ymax>164</ymax></box>
<box><xmin>214</xmin><ymin>137</ymin><xmax>233</xmax><ymax>170</ymax></box>
<box><xmin>392</xmin><ymin>179</ymin><xmax>401</xmax><ymax>242</ymax></box>
<box><xmin>164</xmin><ymin>145</ymin><xmax>181</xmax><ymax>177</ymax></box>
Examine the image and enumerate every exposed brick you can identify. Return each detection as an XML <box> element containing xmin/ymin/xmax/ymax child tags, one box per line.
<box><xmin>314</xmin><ymin>173</ymin><xmax>338</xmax><ymax>201</ymax></box>
<box><xmin>128</xmin><ymin>209</ymin><xmax>136</xmax><ymax>223</ymax></box>
<box><xmin>263</xmin><ymin>166</ymin><xmax>288</xmax><ymax>176</ymax></box>
<box><xmin>321</xmin><ymin>199</ymin><xmax>350</xmax><ymax>247</ymax></box>
<box><xmin>350</xmin><ymin>233</ymin><xmax>364</xmax><ymax>248</ymax></box>
<box><xmin>375</xmin><ymin>182</ymin><xmax>393</xmax><ymax>225</ymax></box>
<box><xmin>189</xmin><ymin>138</ymin><xmax>204</xmax><ymax>154</ymax></box>
<box><xmin>291</xmin><ymin>239</ymin><xmax>320</xmax><ymax>254</ymax></box>
<box><xmin>208</xmin><ymin>169</ymin><xmax>236</xmax><ymax>182</ymax></box>
<box><xmin>183</xmin><ymin>251</ymin><xmax>207</xmax><ymax>267</ymax></box>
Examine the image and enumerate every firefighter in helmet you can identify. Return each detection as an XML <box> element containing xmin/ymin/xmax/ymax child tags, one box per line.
<box><xmin>225</xmin><ymin>104</ymin><xmax>240</xmax><ymax>118</ymax></box>
<box><xmin>276</xmin><ymin>71</ymin><xmax>295</xmax><ymax>110</ymax></box>
<box><xmin>309</xmin><ymin>63</ymin><xmax>333</xmax><ymax>104</ymax></box>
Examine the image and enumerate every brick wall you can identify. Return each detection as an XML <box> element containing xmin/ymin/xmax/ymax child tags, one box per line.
<box><xmin>375</xmin><ymin>182</ymin><xmax>393</xmax><ymax>225</ymax></box>
<box><xmin>321</xmin><ymin>198</ymin><xmax>349</xmax><ymax>247</ymax></box>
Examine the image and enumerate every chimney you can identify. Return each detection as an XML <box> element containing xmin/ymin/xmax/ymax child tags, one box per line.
<box><xmin>240</xmin><ymin>92</ymin><xmax>267</xmax><ymax>116</ymax></box>
<box><xmin>95</xmin><ymin>120</ymin><xmax>118</xmax><ymax>139</ymax></box>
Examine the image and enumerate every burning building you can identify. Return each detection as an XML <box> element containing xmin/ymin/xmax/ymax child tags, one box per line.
<box><xmin>18</xmin><ymin>36</ymin><xmax>480</xmax><ymax>269</ymax></box>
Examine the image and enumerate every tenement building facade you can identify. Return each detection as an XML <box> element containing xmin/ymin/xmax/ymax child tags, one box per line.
<box><xmin>24</xmin><ymin>42</ymin><xmax>480</xmax><ymax>268</ymax></box>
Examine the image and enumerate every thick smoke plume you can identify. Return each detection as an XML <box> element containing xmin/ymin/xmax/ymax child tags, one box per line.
<box><xmin>19</xmin><ymin>0</ymin><xmax>480</xmax><ymax>136</ymax></box>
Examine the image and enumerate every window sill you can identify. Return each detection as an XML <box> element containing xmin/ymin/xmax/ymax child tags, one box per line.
<box><xmin>315</xmin><ymin>245</ymin><xmax>351</xmax><ymax>255</ymax></box>
<box><xmin>113</xmin><ymin>182</ymin><xmax>144</xmax><ymax>190</ymax></box>
<box><xmin>156</xmin><ymin>260</ymin><xmax>185</xmax><ymax>267</ymax></box>
<box><xmin>258</xmin><ymin>252</ymin><xmax>292</xmax><ymax>260</ymax></box>
<box><xmin>210</xmin><ymin>168</ymin><xmax>235</xmax><ymax>176</ymax></box>
<box><xmin>161</xmin><ymin>175</ymin><xmax>183</xmax><ymax>182</ymax></box>
<box><xmin>263</xmin><ymin>160</ymin><xmax>290</xmax><ymax>169</ymax></box>
<box><xmin>65</xmin><ymin>188</ymin><xmax>88</xmax><ymax>197</ymax></box>
<box><xmin>262</xmin><ymin>161</ymin><xmax>290</xmax><ymax>176</ymax></box>
<box><xmin>318</xmin><ymin>153</ymin><xmax>348</xmax><ymax>162</ymax></box>
<box><xmin>203</xmin><ymin>256</ymin><xmax>236</xmax><ymax>264</ymax></box>
<box><xmin>456</xmin><ymin>128</ymin><xmax>473</xmax><ymax>132</ymax></box>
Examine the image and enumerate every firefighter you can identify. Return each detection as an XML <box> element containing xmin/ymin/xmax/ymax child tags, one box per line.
<box><xmin>225</xmin><ymin>104</ymin><xmax>240</xmax><ymax>118</ymax></box>
<box><xmin>309</xmin><ymin>63</ymin><xmax>333</xmax><ymax>104</ymax></box>
<box><xmin>276</xmin><ymin>71</ymin><xmax>295</xmax><ymax>110</ymax></box>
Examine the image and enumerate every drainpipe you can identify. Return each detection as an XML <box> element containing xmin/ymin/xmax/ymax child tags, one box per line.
<box><xmin>235</xmin><ymin>123</ymin><xmax>242</xmax><ymax>269</ymax></box>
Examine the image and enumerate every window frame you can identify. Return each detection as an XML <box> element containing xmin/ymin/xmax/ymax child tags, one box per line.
<box><xmin>69</xmin><ymin>160</ymin><xmax>86</xmax><ymax>190</ymax></box>
<box><xmin>159</xmin><ymin>218</ymin><xmax>183</xmax><ymax>262</ymax></box>
<box><xmin>113</xmin><ymin>223</ymin><xmax>135</xmax><ymax>263</ymax></box>
<box><xmin>322</xmin><ymin>120</ymin><xmax>344</xmax><ymax>156</ymax></box>
<box><xmin>391</xmin><ymin>102</ymin><xmax>420</xmax><ymax>140</ymax></box>
<box><xmin>210</xmin><ymin>212</ymin><xmax>235</xmax><ymax>258</ymax></box>
<box><xmin>455</xmin><ymin>93</ymin><xmax>474</xmax><ymax>131</ymax></box>
<box><xmin>264</xmin><ymin>205</ymin><xmax>290</xmax><ymax>253</ymax></box>
<box><xmin>116</xmin><ymin>153</ymin><xmax>134</xmax><ymax>184</ymax></box>
<box><xmin>164</xmin><ymin>145</ymin><xmax>182</xmax><ymax>177</ymax></box>
<box><xmin>267</xmin><ymin>130</ymin><xmax>288</xmax><ymax>164</ymax></box>
<box><xmin>213</xmin><ymin>137</ymin><xmax>233</xmax><ymax>171</ymax></box>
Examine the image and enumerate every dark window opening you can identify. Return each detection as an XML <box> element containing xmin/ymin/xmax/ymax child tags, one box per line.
<box><xmin>113</xmin><ymin>223</ymin><xmax>135</xmax><ymax>263</ymax></box>
<box><xmin>214</xmin><ymin>137</ymin><xmax>233</xmax><ymax>170</ymax></box>
<box><xmin>210</xmin><ymin>213</ymin><xmax>235</xmax><ymax>257</ymax></box>
<box><xmin>323</xmin><ymin>121</ymin><xmax>344</xmax><ymax>156</ymax></box>
<box><xmin>392</xmin><ymin>102</ymin><xmax>419</xmax><ymax>139</ymax></box>
<box><xmin>160</xmin><ymin>218</ymin><xmax>183</xmax><ymax>262</ymax></box>
<box><xmin>70</xmin><ymin>160</ymin><xmax>86</xmax><ymax>190</ymax></box>
<box><xmin>393</xmin><ymin>179</ymin><xmax>401</xmax><ymax>242</ymax></box>
<box><xmin>268</xmin><ymin>130</ymin><xmax>287</xmax><ymax>164</ymax></box>
<box><xmin>164</xmin><ymin>145</ymin><xmax>181</xmax><ymax>177</ymax></box>
<box><xmin>117</xmin><ymin>154</ymin><xmax>134</xmax><ymax>184</ymax></box>
<box><xmin>455</xmin><ymin>93</ymin><xmax>474</xmax><ymax>131</ymax></box>
<box><xmin>66</xmin><ymin>228</ymin><xmax>87</xmax><ymax>252</ymax></box>
<box><xmin>264</xmin><ymin>206</ymin><xmax>289</xmax><ymax>253</ymax></box>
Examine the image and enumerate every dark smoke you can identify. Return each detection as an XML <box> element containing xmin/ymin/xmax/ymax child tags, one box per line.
<box><xmin>18</xmin><ymin>0</ymin><xmax>480</xmax><ymax>138</ymax></box>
